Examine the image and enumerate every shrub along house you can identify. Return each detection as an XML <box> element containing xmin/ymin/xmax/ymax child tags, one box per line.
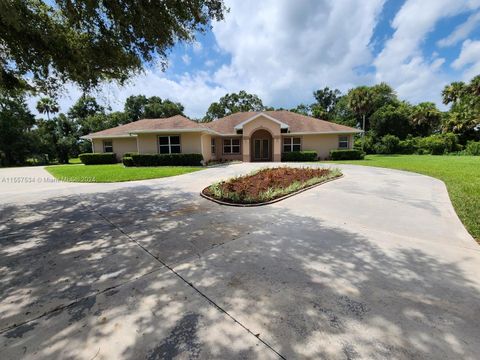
<box><xmin>81</xmin><ymin>110</ymin><xmax>361</xmax><ymax>162</ymax></box>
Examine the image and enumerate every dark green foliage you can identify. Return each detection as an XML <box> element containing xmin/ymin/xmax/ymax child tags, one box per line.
<box><xmin>397</xmin><ymin>137</ymin><xmax>417</xmax><ymax>154</ymax></box>
<box><xmin>0</xmin><ymin>91</ymin><xmax>36</xmax><ymax>166</ymax></box>
<box><xmin>354</xmin><ymin>132</ymin><xmax>376</xmax><ymax>154</ymax></box>
<box><xmin>281</xmin><ymin>151</ymin><xmax>318</xmax><ymax>162</ymax></box>
<box><xmin>410</xmin><ymin>102</ymin><xmax>442</xmax><ymax>137</ymax></box>
<box><xmin>124</xmin><ymin>95</ymin><xmax>184</xmax><ymax>121</ymax></box>
<box><xmin>36</xmin><ymin>97</ymin><xmax>59</xmax><ymax>120</ymax></box>
<box><xmin>79</xmin><ymin>112</ymin><xmax>130</xmax><ymax>136</ymax></box>
<box><xmin>374</xmin><ymin>135</ymin><xmax>400</xmax><ymax>154</ymax></box>
<box><xmin>130</xmin><ymin>154</ymin><xmax>203</xmax><ymax>166</ymax></box>
<box><xmin>311</xmin><ymin>87</ymin><xmax>341</xmax><ymax>120</ymax></box>
<box><xmin>417</xmin><ymin>133</ymin><xmax>460</xmax><ymax>155</ymax></box>
<box><xmin>289</xmin><ymin>104</ymin><xmax>311</xmax><ymax>116</ymax></box>
<box><xmin>122</xmin><ymin>156</ymin><xmax>134</xmax><ymax>167</ymax></box>
<box><xmin>79</xmin><ymin>153</ymin><xmax>117</xmax><ymax>165</ymax></box>
<box><xmin>370</xmin><ymin>103</ymin><xmax>412</xmax><ymax>139</ymax></box>
<box><xmin>465</xmin><ymin>141</ymin><xmax>480</xmax><ymax>156</ymax></box>
<box><xmin>203</xmin><ymin>91</ymin><xmax>265</xmax><ymax>121</ymax></box>
<box><xmin>123</xmin><ymin>152</ymin><xmax>138</xmax><ymax>158</ymax></box>
<box><xmin>442</xmin><ymin>76</ymin><xmax>480</xmax><ymax>142</ymax></box>
<box><xmin>330</xmin><ymin>149</ymin><xmax>365</xmax><ymax>160</ymax></box>
<box><xmin>0</xmin><ymin>0</ymin><xmax>225</xmax><ymax>93</ymax></box>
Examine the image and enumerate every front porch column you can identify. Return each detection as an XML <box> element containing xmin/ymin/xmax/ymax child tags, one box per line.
<box><xmin>242</xmin><ymin>136</ymin><xmax>250</xmax><ymax>162</ymax></box>
<box><xmin>273</xmin><ymin>135</ymin><xmax>281</xmax><ymax>162</ymax></box>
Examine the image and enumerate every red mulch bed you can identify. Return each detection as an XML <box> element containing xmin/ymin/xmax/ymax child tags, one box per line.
<box><xmin>203</xmin><ymin>167</ymin><xmax>336</xmax><ymax>204</ymax></box>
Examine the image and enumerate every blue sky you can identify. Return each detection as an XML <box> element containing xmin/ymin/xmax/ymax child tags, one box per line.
<box><xmin>31</xmin><ymin>0</ymin><xmax>480</xmax><ymax>118</ymax></box>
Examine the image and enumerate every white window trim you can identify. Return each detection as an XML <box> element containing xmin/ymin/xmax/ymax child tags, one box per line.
<box><xmin>338</xmin><ymin>135</ymin><xmax>349</xmax><ymax>149</ymax></box>
<box><xmin>223</xmin><ymin>138</ymin><xmax>241</xmax><ymax>155</ymax></box>
<box><xmin>211</xmin><ymin>138</ymin><xmax>216</xmax><ymax>155</ymax></box>
<box><xmin>282</xmin><ymin>137</ymin><xmax>302</xmax><ymax>153</ymax></box>
<box><xmin>157</xmin><ymin>135</ymin><xmax>181</xmax><ymax>154</ymax></box>
<box><xmin>103</xmin><ymin>140</ymin><xmax>113</xmax><ymax>153</ymax></box>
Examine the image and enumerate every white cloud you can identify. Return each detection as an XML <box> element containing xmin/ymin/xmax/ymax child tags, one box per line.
<box><xmin>181</xmin><ymin>54</ymin><xmax>191</xmax><ymax>65</ymax></box>
<box><xmin>437</xmin><ymin>12</ymin><xmax>480</xmax><ymax>47</ymax></box>
<box><xmin>211</xmin><ymin>0</ymin><xmax>385</xmax><ymax>107</ymax></box>
<box><xmin>374</xmin><ymin>0</ymin><xmax>480</xmax><ymax>105</ymax></box>
<box><xmin>205</xmin><ymin>59</ymin><xmax>215</xmax><ymax>67</ymax></box>
<box><xmin>452</xmin><ymin>39</ymin><xmax>480</xmax><ymax>79</ymax></box>
<box><xmin>192</xmin><ymin>41</ymin><xmax>203</xmax><ymax>53</ymax></box>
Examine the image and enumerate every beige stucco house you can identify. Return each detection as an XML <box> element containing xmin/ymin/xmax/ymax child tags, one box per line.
<box><xmin>82</xmin><ymin>111</ymin><xmax>362</xmax><ymax>162</ymax></box>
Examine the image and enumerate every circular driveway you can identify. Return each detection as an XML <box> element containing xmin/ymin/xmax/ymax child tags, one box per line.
<box><xmin>0</xmin><ymin>163</ymin><xmax>479</xmax><ymax>359</ymax></box>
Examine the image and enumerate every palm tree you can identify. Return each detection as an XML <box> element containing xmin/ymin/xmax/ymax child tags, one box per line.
<box><xmin>468</xmin><ymin>75</ymin><xmax>480</xmax><ymax>96</ymax></box>
<box><xmin>441</xmin><ymin>82</ymin><xmax>466</xmax><ymax>105</ymax></box>
<box><xmin>411</xmin><ymin>102</ymin><xmax>442</xmax><ymax>136</ymax></box>
<box><xmin>347</xmin><ymin>86</ymin><xmax>374</xmax><ymax>149</ymax></box>
<box><xmin>36</xmin><ymin>97</ymin><xmax>59</xmax><ymax>121</ymax></box>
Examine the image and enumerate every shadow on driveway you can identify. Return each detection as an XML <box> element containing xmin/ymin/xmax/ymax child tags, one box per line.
<box><xmin>1</xmin><ymin>181</ymin><xmax>479</xmax><ymax>359</ymax></box>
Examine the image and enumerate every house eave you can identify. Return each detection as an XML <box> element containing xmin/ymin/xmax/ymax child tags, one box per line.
<box><xmin>129</xmin><ymin>128</ymin><xmax>220</xmax><ymax>135</ymax></box>
<box><xmin>286</xmin><ymin>130</ymin><xmax>363</xmax><ymax>135</ymax></box>
<box><xmin>80</xmin><ymin>134</ymin><xmax>136</xmax><ymax>140</ymax></box>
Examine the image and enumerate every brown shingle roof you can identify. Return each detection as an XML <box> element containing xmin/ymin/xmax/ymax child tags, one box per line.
<box><xmin>205</xmin><ymin>110</ymin><xmax>361</xmax><ymax>134</ymax></box>
<box><xmin>84</xmin><ymin>111</ymin><xmax>361</xmax><ymax>138</ymax></box>
<box><xmin>84</xmin><ymin>115</ymin><xmax>206</xmax><ymax>138</ymax></box>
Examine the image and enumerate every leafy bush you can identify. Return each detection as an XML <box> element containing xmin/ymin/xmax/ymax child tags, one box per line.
<box><xmin>79</xmin><ymin>153</ymin><xmax>117</xmax><ymax>165</ymax></box>
<box><xmin>417</xmin><ymin>133</ymin><xmax>460</xmax><ymax>155</ymax></box>
<box><xmin>354</xmin><ymin>133</ymin><xmax>376</xmax><ymax>154</ymax></box>
<box><xmin>330</xmin><ymin>149</ymin><xmax>365</xmax><ymax>160</ymax></box>
<box><xmin>397</xmin><ymin>137</ymin><xmax>417</xmax><ymax>154</ymax></box>
<box><xmin>281</xmin><ymin>151</ymin><xmax>317</xmax><ymax>162</ymax></box>
<box><xmin>465</xmin><ymin>141</ymin><xmax>480</xmax><ymax>155</ymax></box>
<box><xmin>130</xmin><ymin>153</ymin><xmax>203</xmax><ymax>166</ymax></box>
<box><xmin>374</xmin><ymin>134</ymin><xmax>400</xmax><ymax>154</ymax></box>
<box><xmin>123</xmin><ymin>152</ymin><xmax>138</xmax><ymax>157</ymax></box>
<box><xmin>122</xmin><ymin>156</ymin><xmax>134</xmax><ymax>167</ymax></box>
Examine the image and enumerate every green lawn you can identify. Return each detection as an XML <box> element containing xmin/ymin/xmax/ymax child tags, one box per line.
<box><xmin>327</xmin><ymin>155</ymin><xmax>480</xmax><ymax>242</ymax></box>
<box><xmin>46</xmin><ymin>163</ymin><xmax>203</xmax><ymax>183</ymax></box>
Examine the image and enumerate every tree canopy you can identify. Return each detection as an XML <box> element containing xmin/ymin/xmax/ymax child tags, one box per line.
<box><xmin>442</xmin><ymin>75</ymin><xmax>480</xmax><ymax>141</ymax></box>
<box><xmin>203</xmin><ymin>90</ymin><xmax>265</xmax><ymax>121</ymax></box>
<box><xmin>0</xmin><ymin>0</ymin><xmax>225</xmax><ymax>93</ymax></box>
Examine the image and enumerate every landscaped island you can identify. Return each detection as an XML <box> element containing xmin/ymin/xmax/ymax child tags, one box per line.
<box><xmin>202</xmin><ymin>167</ymin><xmax>342</xmax><ymax>205</ymax></box>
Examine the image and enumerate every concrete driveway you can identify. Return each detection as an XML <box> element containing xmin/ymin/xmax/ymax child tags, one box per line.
<box><xmin>0</xmin><ymin>163</ymin><xmax>479</xmax><ymax>359</ymax></box>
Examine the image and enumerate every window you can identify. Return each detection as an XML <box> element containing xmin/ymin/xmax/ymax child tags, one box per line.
<box><xmin>211</xmin><ymin>138</ymin><xmax>216</xmax><ymax>154</ymax></box>
<box><xmin>103</xmin><ymin>140</ymin><xmax>113</xmax><ymax>153</ymax></box>
<box><xmin>338</xmin><ymin>136</ymin><xmax>349</xmax><ymax>149</ymax></box>
<box><xmin>282</xmin><ymin>137</ymin><xmax>301</xmax><ymax>152</ymax></box>
<box><xmin>158</xmin><ymin>135</ymin><xmax>181</xmax><ymax>154</ymax></box>
<box><xmin>223</xmin><ymin>138</ymin><xmax>240</xmax><ymax>154</ymax></box>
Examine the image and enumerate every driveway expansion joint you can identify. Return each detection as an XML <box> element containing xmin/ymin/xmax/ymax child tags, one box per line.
<box><xmin>83</xmin><ymin>199</ymin><xmax>287</xmax><ymax>360</ymax></box>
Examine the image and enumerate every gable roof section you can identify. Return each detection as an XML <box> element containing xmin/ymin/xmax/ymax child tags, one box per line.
<box><xmin>82</xmin><ymin>115</ymin><xmax>212</xmax><ymax>139</ymax></box>
<box><xmin>205</xmin><ymin>110</ymin><xmax>362</xmax><ymax>134</ymax></box>
<box><xmin>234</xmin><ymin>112</ymin><xmax>289</xmax><ymax>130</ymax></box>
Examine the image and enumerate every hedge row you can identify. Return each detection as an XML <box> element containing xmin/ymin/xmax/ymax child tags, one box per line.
<box><xmin>79</xmin><ymin>153</ymin><xmax>117</xmax><ymax>165</ymax></box>
<box><xmin>281</xmin><ymin>151</ymin><xmax>318</xmax><ymax>162</ymax></box>
<box><xmin>330</xmin><ymin>149</ymin><xmax>365</xmax><ymax>160</ymax></box>
<box><xmin>124</xmin><ymin>153</ymin><xmax>203</xmax><ymax>167</ymax></box>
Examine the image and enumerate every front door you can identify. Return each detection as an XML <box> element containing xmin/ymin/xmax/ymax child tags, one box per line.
<box><xmin>253</xmin><ymin>139</ymin><xmax>270</xmax><ymax>161</ymax></box>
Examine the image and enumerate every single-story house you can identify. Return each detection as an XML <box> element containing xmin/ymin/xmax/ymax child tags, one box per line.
<box><xmin>81</xmin><ymin>110</ymin><xmax>362</xmax><ymax>162</ymax></box>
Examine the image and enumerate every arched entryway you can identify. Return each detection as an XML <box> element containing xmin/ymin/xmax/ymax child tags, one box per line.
<box><xmin>250</xmin><ymin>129</ymin><xmax>273</xmax><ymax>162</ymax></box>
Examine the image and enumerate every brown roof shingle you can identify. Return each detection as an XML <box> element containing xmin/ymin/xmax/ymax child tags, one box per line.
<box><xmin>205</xmin><ymin>110</ymin><xmax>361</xmax><ymax>134</ymax></box>
<box><xmin>84</xmin><ymin>111</ymin><xmax>361</xmax><ymax>138</ymax></box>
<box><xmin>85</xmin><ymin>115</ymin><xmax>206</xmax><ymax>137</ymax></box>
